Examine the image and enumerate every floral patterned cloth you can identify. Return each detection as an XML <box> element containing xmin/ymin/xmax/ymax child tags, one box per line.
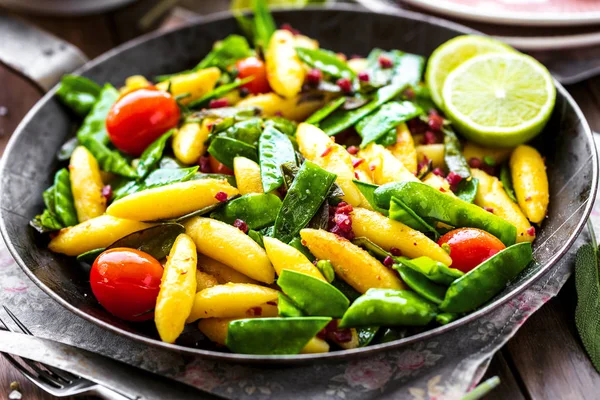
<box><xmin>1</xmin><ymin>135</ymin><xmax>599</xmax><ymax>399</ymax></box>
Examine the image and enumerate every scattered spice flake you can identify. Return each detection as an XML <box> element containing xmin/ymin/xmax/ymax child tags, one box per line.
<box><xmin>428</xmin><ymin>110</ymin><xmax>444</xmax><ymax>131</ymax></box>
<box><xmin>383</xmin><ymin>256</ymin><xmax>394</xmax><ymax>267</ymax></box>
<box><xmin>101</xmin><ymin>185</ymin><xmax>112</xmax><ymax>201</ymax></box>
<box><xmin>199</xmin><ymin>156</ymin><xmax>211</xmax><ymax>173</ymax></box>
<box><xmin>484</xmin><ymin>206</ymin><xmax>494</xmax><ymax>213</ymax></box>
<box><xmin>209</xmin><ymin>98</ymin><xmax>229</xmax><ymax>109</ymax></box>
<box><xmin>369</xmin><ymin>163</ymin><xmax>377</xmax><ymax>171</ymax></box>
<box><xmin>320</xmin><ymin>146</ymin><xmax>333</xmax><ymax>157</ymax></box>
<box><xmin>336</xmin><ymin>202</ymin><xmax>353</xmax><ymax>215</ymax></box>
<box><xmin>527</xmin><ymin>226</ymin><xmax>536</xmax><ymax>236</ymax></box>
<box><xmin>233</xmin><ymin>219</ymin><xmax>249</xmax><ymax>234</ymax></box>
<box><xmin>347</xmin><ymin>145</ymin><xmax>359</xmax><ymax>155</ymax></box>
<box><xmin>280</xmin><ymin>23</ymin><xmax>300</xmax><ymax>35</ymax></box>
<box><xmin>358</xmin><ymin>71</ymin><xmax>370</xmax><ymax>82</ymax></box>
<box><xmin>446</xmin><ymin>171</ymin><xmax>463</xmax><ymax>189</ymax></box>
<box><xmin>469</xmin><ymin>157</ymin><xmax>482</xmax><ymax>169</ymax></box>
<box><xmin>354</xmin><ymin>171</ymin><xmax>360</xmax><ymax>179</ymax></box>
<box><xmin>247</xmin><ymin>306</ymin><xmax>262</xmax><ymax>317</ymax></box>
<box><xmin>378</xmin><ymin>55</ymin><xmax>393</xmax><ymax>68</ymax></box>
<box><xmin>439</xmin><ymin>187</ymin><xmax>447</xmax><ymax>193</ymax></box>
<box><xmin>424</xmin><ymin>130</ymin><xmax>439</xmax><ymax>145</ymax></box>
<box><xmin>403</xmin><ymin>87</ymin><xmax>416</xmax><ymax>100</ymax></box>
<box><xmin>352</xmin><ymin>158</ymin><xmax>365</xmax><ymax>168</ymax></box>
<box><xmin>432</xmin><ymin>168</ymin><xmax>445</xmax><ymax>177</ymax></box>
<box><xmin>525</xmin><ymin>196</ymin><xmax>532</xmax><ymax>201</ymax></box>
<box><xmin>215</xmin><ymin>191</ymin><xmax>228</xmax><ymax>202</ymax></box>
<box><xmin>390</xmin><ymin>247</ymin><xmax>402</xmax><ymax>256</ymax></box>
<box><xmin>336</xmin><ymin>77</ymin><xmax>353</xmax><ymax>93</ymax></box>
<box><xmin>306</xmin><ymin>68</ymin><xmax>323</xmax><ymax>86</ymax></box>
<box><xmin>331</xmin><ymin>328</ymin><xmax>353</xmax><ymax>343</ymax></box>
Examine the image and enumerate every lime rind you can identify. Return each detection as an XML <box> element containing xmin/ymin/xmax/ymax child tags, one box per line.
<box><xmin>442</xmin><ymin>53</ymin><xmax>556</xmax><ymax>147</ymax></box>
<box><xmin>425</xmin><ymin>35</ymin><xmax>514</xmax><ymax>109</ymax></box>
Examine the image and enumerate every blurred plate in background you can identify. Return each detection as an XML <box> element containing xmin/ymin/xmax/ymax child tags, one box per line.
<box><xmin>0</xmin><ymin>0</ymin><xmax>137</xmax><ymax>15</ymax></box>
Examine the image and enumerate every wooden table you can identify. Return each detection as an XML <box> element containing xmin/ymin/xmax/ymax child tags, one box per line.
<box><xmin>1</xmin><ymin>1</ymin><xmax>599</xmax><ymax>399</ymax></box>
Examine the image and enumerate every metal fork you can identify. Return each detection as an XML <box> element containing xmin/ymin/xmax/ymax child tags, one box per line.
<box><xmin>0</xmin><ymin>306</ymin><xmax>133</xmax><ymax>399</ymax></box>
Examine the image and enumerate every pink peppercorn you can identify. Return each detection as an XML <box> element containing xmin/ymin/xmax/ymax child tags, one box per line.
<box><xmin>369</xmin><ymin>163</ymin><xmax>376</xmax><ymax>171</ymax></box>
<box><xmin>352</xmin><ymin>158</ymin><xmax>365</xmax><ymax>168</ymax></box>
<box><xmin>209</xmin><ymin>98</ymin><xmax>229</xmax><ymax>109</ymax></box>
<box><xmin>432</xmin><ymin>168</ymin><xmax>445</xmax><ymax>178</ymax></box>
<box><xmin>336</xmin><ymin>202</ymin><xmax>353</xmax><ymax>215</ymax></box>
<box><xmin>334</xmin><ymin>213</ymin><xmax>352</xmax><ymax>231</ymax></box>
<box><xmin>306</xmin><ymin>68</ymin><xmax>323</xmax><ymax>86</ymax></box>
<box><xmin>358</xmin><ymin>71</ymin><xmax>370</xmax><ymax>82</ymax></box>
<box><xmin>320</xmin><ymin>146</ymin><xmax>333</xmax><ymax>157</ymax></box>
<box><xmin>428</xmin><ymin>110</ymin><xmax>444</xmax><ymax>131</ymax></box>
<box><xmin>332</xmin><ymin>328</ymin><xmax>353</xmax><ymax>343</ymax></box>
<box><xmin>354</xmin><ymin>172</ymin><xmax>360</xmax><ymax>179</ymax></box>
<box><xmin>527</xmin><ymin>226</ymin><xmax>536</xmax><ymax>236</ymax></box>
<box><xmin>280</xmin><ymin>23</ymin><xmax>299</xmax><ymax>35</ymax></box>
<box><xmin>390</xmin><ymin>247</ymin><xmax>402</xmax><ymax>256</ymax></box>
<box><xmin>446</xmin><ymin>172</ymin><xmax>463</xmax><ymax>187</ymax></box>
<box><xmin>350</xmin><ymin>54</ymin><xmax>362</xmax><ymax>59</ymax></box>
<box><xmin>378</xmin><ymin>55</ymin><xmax>393</xmax><ymax>68</ymax></box>
<box><xmin>469</xmin><ymin>157</ymin><xmax>483</xmax><ymax>169</ymax></box>
<box><xmin>484</xmin><ymin>206</ymin><xmax>494</xmax><ymax>213</ymax></box>
<box><xmin>336</xmin><ymin>77</ymin><xmax>353</xmax><ymax>93</ymax></box>
<box><xmin>199</xmin><ymin>156</ymin><xmax>211</xmax><ymax>173</ymax></box>
<box><xmin>383</xmin><ymin>256</ymin><xmax>394</xmax><ymax>267</ymax></box>
<box><xmin>215</xmin><ymin>191</ymin><xmax>228</xmax><ymax>202</ymax></box>
<box><xmin>439</xmin><ymin>187</ymin><xmax>447</xmax><ymax>193</ymax></box>
<box><xmin>233</xmin><ymin>219</ymin><xmax>249</xmax><ymax>234</ymax></box>
<box><xmin>347</xmin><ymin>145</ymin><xmax>359</xmax><ymax>155</ymax></box>
<box><xmin>403</xmin><ymin>87</ymin><xmax>416</xmax><ymax>100</ymax></box>
<box><xmin>101</xmin><ymin>185</ymin><xmax>112</xmax><ymax>201</ymax></box>
<box><xmin>424</xmin><ymin>130</ymin><xmax>439</xmax><ymax>145</ymax></box>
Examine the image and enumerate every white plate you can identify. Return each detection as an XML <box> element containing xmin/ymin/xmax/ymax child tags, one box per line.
<box><xmin>0</xmin><ymin>0</ymin><xmax>137</xmax><ymax>15</ymax></box>
<box><xmin>401</xmin><ymin>0</ymin><xmax>600</xmax><ymax>27</ymax></box>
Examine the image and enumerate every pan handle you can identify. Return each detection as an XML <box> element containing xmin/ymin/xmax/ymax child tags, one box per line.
<box><xmin>0</xmin><ymin>14</ymin><xmax>88</xmax><ymax>92</ymax></box>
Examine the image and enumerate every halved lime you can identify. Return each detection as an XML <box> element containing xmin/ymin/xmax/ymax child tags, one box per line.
<box><xmin>442</xmin><ymin>53</ymin><xmax>556</xmax><ymax>147</ymax></box>
<box><xmin>425</xmin><ymin>35</ymin><xmax>514</xmax><ymax>109</ymax></box>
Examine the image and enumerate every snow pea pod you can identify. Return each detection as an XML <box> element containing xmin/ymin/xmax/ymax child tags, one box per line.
<box><xmin>76</xmin><ymin>248</ymin><xmax>104</xmax><ymax>264</ymax></box>
<box><xmin>226</xmin><ymin>317</ymin><xmax>331</xmax><ymax>355</ymax></box>
<box><xmin>56</xmin><ymin>75</ymin><xmax>101</xmax><ymax>117</ymax></box>
<box><xmin>295</xmin><ymin>47</ymin><xmax>356</xmax><ymax>79</ymax></box>
<box><xmin>331</xmin><ymin>278</ymin><xmax>361</xmax><ymax>302</ymax></box>
<box><xmin>188</xmin><ymin>76</ymin><xmax>254</xmax><ymax>109</ymax></box>
<box><xmin>108</xmin><ymin>223</ymin><xmax>185</xmax><ymax>260</ymax></box>
<box><xmin>443</xmin><ymin>127</ymin><xmax>471</xmax><ymax>179</ymax></box>
<box><xmin>277</xmin><ymin>270</ymin><xmax>349</xmax><ymax>318</ymax></box>
<box><xmin>278</xmin><ymin>293</ymin><xmax>304</xmax><ymax>317</ymax></box>
<box><xmin>395</xmin><ymin>265</ymin><xmax>446</xmax><ymax>305</ymax></box>
<box><xmin>500</xmin><ymin>163</ymin><xmax>517</xmax><ymax>202</ymax></box>
<box><xmin>374</xmin><ymin>181</ymin><xmax>517</xmax><ymax>246</ymax></box>
<box><xmin>259</xmin><ymin>126</ymin><xmax>297</xmax><ymax>193</ymax></box>
<box><xmin>306</xmin><ymin>97</ymin><xmax>346</xmax><ymax>125</ymax></box>
<box><xmin>113</xmin><ymin>167</ymin><xmax>198</xmax><ymax>201</ymax></box>
<box><xmin>76</xmin><ymin>84</ymin><xmax>118</xmax><ymax>144</ymax></box>
<box><xmin>192</xmin><ymin>172</ymin><xmax>237</xmax><ymax>187</ymax></box>
<box><xmin>247</xmin><ymin>229</ymin><xmax>264</xmax><ymax>248</ymax></box>
<box><xmin>274</xmin><ymin>160</ymin><xmax>336</xmax><ymax>243</ymax></box>
<box><xmin>264</xmin><ymin>117</ymin><xmax>298</xmax><ymax>139</ymax></box>
<box><xmin>441</xmin><ymin>242</ymin><xmax>533</xmax><ymax>313</ymax></box>
<box><xmin>315</xmin><ymin>260</ymin><xmax>335</xmax><ymax>283</ymax></box>
<box><xmin>436</xmin><ymin>313</ymin><xmax>459</xmax><ymax>325</ymax></box>
<box><xmin>389</xmin><ymin>196</ymin><xmax>438</xmax><ymax>239</ymax></box>
<box><xmin>393</xmin><ymin>256</ymin><xmax>463</xmax><ymax>286</ymax></box>
<box><xmin>210</xmin><ymin>193</ymin><xmax>282</xmax><ymax>230</ymax></box>
<box><xmin>339</xmin><ymin>289</ymin><xmax>437</xmax><ymax>328</ymax></box>
<box><xmin>30</xmin><ymin>210</ymin><xmax>62</xmax><ymax>234</ymax></box>
<box><xmin>364</xmin><ymin>49</ymin><xmax>424</xmax><ymax>88</ymax></box>
<box><xmin>53</xmin><ymin>168</ymin><xmax>78</xmax><ymax>227</ymax></box>
<box><xmin>352</xmin><ymin>237</ymin><xmax>390</xmax><ymax>261</ymax></box>
<box><xmin>219</xmin><ymin>118</ymin><xmax>263</xmax><ymax>146</ymax></box>
<box><xmin>356</xmin><ymin>101</ymin><xmax>422</xmax><ymax>148</ymax></box>
<box><xmin>208</xmin><ymin>136</ymin><xmax>257</xmax><ymax>169</ymax></box>
<box><xmin>319</xmin><ymin>84</ymin><xmax>407</xmax><ymax>136</ymax></box>
<box><xmin>455</xmin><ymin>178</ymin><xmax>479</xmax><ymax>204</ymax></box>
<box><xmin>357</xmin><ymin>326</ymin><xmax>379</xmax><ymax>347</ymax></box>
<box><xmin>79</xmin><ymin>135</ymin><xmax>137</xmax><ymax>178</ymax></box>
<box><xmin>136</xmin><ymin>130</ymin><xmax>174</xmax><ymax>179</ymax></box>
<box><xmin>353</xmin><ymin>180</ymin><xmax>388</xmax><ymax>215</ymax></box>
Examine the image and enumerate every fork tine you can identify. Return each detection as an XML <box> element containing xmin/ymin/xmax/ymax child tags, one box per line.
<box><xmin>1</xmin><ymin>352</ymin><xmax>62</xmax><ymax>395</ymax></box>
<box><xmin>1</xmin><ymin>307</ymin><xmax>78</xmax><ymax>384</ymax></box>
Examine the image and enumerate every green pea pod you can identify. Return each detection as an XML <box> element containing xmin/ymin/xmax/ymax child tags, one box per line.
<box><xmin>392</xmin><ymin>52</ymin><xmax>425</xmax><ymax>87</ymax></box>
<box><xmin>57</xmin><ymin>137</ymin><xmax>79</xmax><ymax>161</ymax></box>
<box><xmin>277</xmin><ymin>270</ymin><xmax>349</xmax><ymax>318</ymax></box>
<box><xmin>374</xmin><ymin>181</ymin><xmax>517</xmax><ymax>246</ymax></box>
<box><xmin>79</xmin><ymin>136</ymin><xmax>137</xmax><ymax>178</ymax></box>
<box><xmin>192</xmin><ymin>172</ymin><xmax>237</xmax><ymax>187</ymax></box>
<box><xmin>208</xmin><ymin>136</ymin><xmax>258</xmax><ymax>169</ymax></box>
<box><xmin>274</xmin><ymin>160</ymin><xmax>336</xmax><ymax>243</ymax></box>
<box><xmin>218</xmin><ymin>118</ymin><xmax>263</xmax><ymax>146</ymax></box>
<box><xmin>136</xmin><ymin>130</ymin><xmax>174</xmax><ymax>179</ymax></box>
<box><xmin>114</xmin><ymin>167</ymin><xmax>198</xmax><ymax>201</ymax></box>
<box><xmin>296</xmin><ymin>47</ymin><xmax>356</xmax><ymax>79</ymax></box>
<box><xmin>331</xmin><ymin>278</ymin><xmax>361</xmax><ymax>302</ymax></box>
<box><xmin>56</xmin><ymin>75</ymin><xmax>101</xmax><ymax>117</ymax></box>
<box><xmin>42</xmin><ymin>185</ymin><xmax>56</xmax><ymax>213</ymax></box>
<box><xmin>288</xmin><ymin>237</ymin><xmax>315</xmax><ymax>261</ymax></box>
<box><xmin>259</xmin><ymin>126</ymin><xmax>297</xmax><ymax>193</ymax></box>
<box><xmin>76</xmin><ymin>84</ymin><xmax>119</xmax><ymax>144</ymax></box>
<box><xmin>306</xmin><ymin>97</ymin><xmax>346</xmax><ymax>125</ymax></box>
<box><xmin>339</xmin><ymin>289</ymin><xmax>437</xmax><ymax>328</ymax></box>
<box><xmin>500</xmin><ymin>163</ymin><xmax>517</xmax><ymax>203</ymax></box>
<box><xmin>210</xmin><ymin>193</ymin><xmax>281</xmax><ymax>230</ymax></box>
<box><xmin>278</xmin><ymin>293</ymin><xmax>304</xmax><ymax>317</ymax></box>
<box><xmin>108</xmin><ymin>223</ymin><xmax>185</xmax><ymax>260</ymax></box>
<box><xmin>77</xmin><ymin>248</ymin><xmax>105</xmax><ymax>264</ymax></box>
<box><xmin>441</xmin><ymin>242</ymin><xmax>532</xmax><ymax>313</ymax></box>
<box><xmin>377</xmin><ymin>327</ymin><xmax>408</xmax><ymax>344</ymax></box>
<box><xmin>264</xmin><ymin>117</ymin><xmax>298</xmax><ymax>139</ymax></box>
<box><xmin>247</xmin><ymin>229</ymin><xmax>264</xmax><ymax>248</ymax></box>
<box><xmin>30</xmin><ymin>210</ymin><xmax>63</xmax><ymax>234</ymax></box>
<box><xmin>357</xmin><ymin>326</ymin><xmax>380</xmax><ymax>347</ymax></box>
<box><xmin>356</xmin><ymin>101</ymin><xmax>422</xmax><ymax>148</ymax></box>
<box><xmin>352</xmin><ymin>237</ymin><xmax>390</xmax><ymax>261</ymax></box>
<box><xmin>188</xmin><ymin>76</ymin><xmax>254</xmax><ymax>109</ymax></box>
<box><xmin>395</xmin><ymin>265</ymin><xmax>447</xmax><ymax>305</ymax></box>
<box><xmin>159</xmin><ymin>156</ymin><xmax>185</xmax><ymax>169</ymax></box>
<box><xmin>375</xmin><ymin>128</ymin><xmax>398</xmax><ymax>147</ymax></box>
<box><xmin>53</xmin><ymin>168</ymin><xmax>78</xmax><ymax>227</ymax></box>
<box><xmin>315</xmin><ymin>260</ymin><xmax>335</xmax><ymax>283</ymax></box>
<box><xmin>364</xmin><ymin>49</ymin><xmax>425</xmax><ymax>88</ymax></box>
<box><xmin>443</xmin><ymin>127</ymin><xmax>471</xmax><ymax>179</ymax></box>
<box><xmin>171</xmin><ymin>198</ymin><xmax>236</xmax><ymax>223</ymax></box>
<box><xmin>226</xmin><ymin>317</ymin><xmax>331</xmax><ymax>355</ymax></box>
<box><xmin>389</xmin><ymin>196</ymin><xmax>439</xmax><ymax>239</ymax></box>
<box><xmin>436</xmin><ymin>312</ymin><xmax>459</xmax><ymax>325</ymax></box>
<box><xmin>393</xmin><ymin>256</ymin><xmax>463</xmax><ymax>286</ymax></box>
<box><xmin>353</xmin><ymin>180</ymin><xmax>388</xmax><ymax>215</ymax></box>
<box><xmin>455</xmin><ymin>178</ymin><xmax>479</xmax><ymax>204</ymax></box>
<box><xmin>320</xmin><ymin>84</ymin><xmax>407</xmax><ymax>136</ymax></box>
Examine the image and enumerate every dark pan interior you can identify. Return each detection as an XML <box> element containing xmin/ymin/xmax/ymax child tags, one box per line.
<box><xmin>0</xmin><ymin>5</ymin><xmax>596</xmax><ymax>364</ymax></box>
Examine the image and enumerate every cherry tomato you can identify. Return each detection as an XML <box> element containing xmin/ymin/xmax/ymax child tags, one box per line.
<box><xmin>106</xmin><ymin>87</ymin><xmax>180</xmax><ymax>156</ymax></box>
<box><xmin>235</xmin><ymin>56</ymin><xmax>271</xmax><ymax>94</ymax></box>
<box><xmin>208</xmin><ymin>155</ymin><xmax>234</xmax><ymax>175</ymax></box>
<box><xmin>90</xmin><ymin>248</ymin><xmax>164</xmax><ymax>322</ymax></box>
<box><xmin>437</xmin><ymin>228</ymin><xmax>506</xmax><ymax>273</ymax></box>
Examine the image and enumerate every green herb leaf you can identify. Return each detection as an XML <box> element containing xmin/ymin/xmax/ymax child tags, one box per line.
<box><xmin>208</xmin><ymin>136</ymin><xmax>258</xmax><ymax>169</ymax></box>
<box><xmin>56</xmin><ymin>75</ymin><xmax>101</xmax><ymax>117</ymax></box>
<box><xmin>356</xmin><ymin>101</ymin><xmax>422</xmax><ymax>147</ymax></box>
<box><xmin>305</xmin><ymin>97</ymin><xmax>346</xmax><ymax>125</ymax></box>
<box><xmin>188</xmin><ymin>76</ymin><xmax>254</xmax><ymax>109</ymax></box>
<box><xmin>108</xmin><ymin>223</ymin><xmax>185</xmax><ymax>260</ymax></box>
<box><xmin>455</xmin><ymin>178</ymin><xmax>479</xmax><ymax>204</ymax></box>
<box><xmin>136</xmin><ymin>130</ymin><xmax>175</xmax><ymax>179</ymax></box>
<box><xmin>79</xmin><ymin>136</ymin><xmax>138</xmax><ymax>178</ymax></box>
<box><xmin>76</xmin><ymin>84</ymin><xmax>119</xmax><ymax>145</ymax></box>
<box><xmin>575</xmin><ymin>243</ymin><xmax>600</xmax><ymax>373</ymax></box>
<box><xmin>500</xmin><ymin>163</ymin><xmax>517</xmax><ymax>203</ymax></box>
<box><xmin>296</xmin><ymin>47</ymin><xmax>356</xmax><ymax>79</ymax></box>
<box><xmin>443</xmin><ymin>127</ymin><xmax>471</xmax><ymax>179</ymax></box>
<box><xmin>53</xmin><ymin>168</ymin><xmax>78</xmax><ymax>227</ymax></box>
